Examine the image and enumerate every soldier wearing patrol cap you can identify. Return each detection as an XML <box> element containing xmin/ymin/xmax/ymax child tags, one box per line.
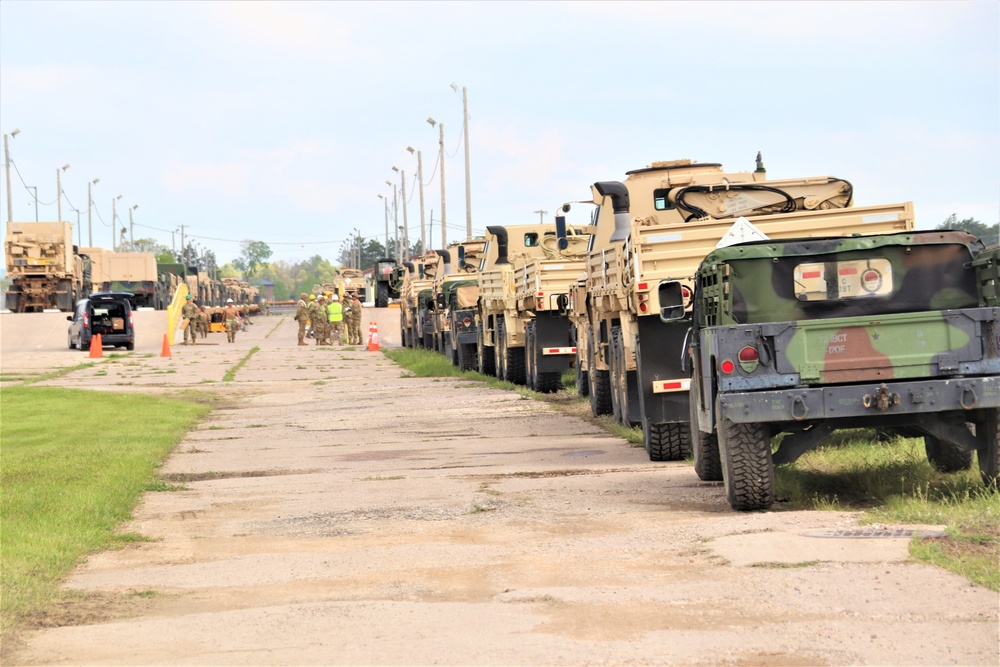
<box><xmin>181</xmin><ymin>294</ymin><xmax>199</xmax><ymax>345</ymax></box>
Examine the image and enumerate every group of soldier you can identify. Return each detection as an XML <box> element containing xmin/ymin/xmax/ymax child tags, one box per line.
<box><xmin>180</xmin><ymin>294</ymin><xmax>248</xmax><ymax>345</ymax></box>
<box><xmin>295</xmin><ymin>291</ymin><xmax>364</xmax><ymax>347</ymax></box>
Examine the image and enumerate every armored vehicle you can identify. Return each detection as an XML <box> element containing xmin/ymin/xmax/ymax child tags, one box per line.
<box><xmin>577</xmin><ymin>157</ymin><xmax>912</xmax><ymax>463</ymax></box>
<box><xmin>7</xmin><ymin>222</ymin><xmax>90</xmax><ymax>312</ymax></box>
<box><xmin>397</xmin><ymin>253</ymin><xmax>441</xmax><ymax>348</ymax></box>
<box><xmin>676</xmin><ymin>231</ymin><xmax>999</xmax><ymax>511</ymax></box>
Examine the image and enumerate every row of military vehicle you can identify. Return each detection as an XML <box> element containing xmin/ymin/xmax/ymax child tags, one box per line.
<box><xmin>4</xmin><ymin>221</ymin><xmax>260</xmax><ymax>312</ymax></box>
<box><xmin>386</xmin><ymin>156</ymin><xmax>999</xmax><ymax>511</ymax></box>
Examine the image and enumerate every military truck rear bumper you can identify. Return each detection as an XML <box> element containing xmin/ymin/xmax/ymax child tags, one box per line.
<box><xmin>719</xmin><ymin>376</ymin><xmax>1000</xmax><ymax>424</ymax></box>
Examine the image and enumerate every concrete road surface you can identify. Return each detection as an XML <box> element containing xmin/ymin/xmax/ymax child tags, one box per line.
<box><xmin>2</xmin><ymin>308</ymin><xmax>997</xmax><ymax>666</ymax></box>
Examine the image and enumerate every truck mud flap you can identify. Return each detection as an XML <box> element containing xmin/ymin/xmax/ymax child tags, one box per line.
<box><xmin>635</xmin><ymin>316</ymin><xmax>691</xmax><ymax>425</ymax></box>
<box><xmin>719</xmin><ymin>376</ymin><xmax>1000</xmax><ymax>424</ymax></box>
<box><xmin>535</xmin><ymin>312</ymin><xmax>574</xmax><ymax>374</ymax></box>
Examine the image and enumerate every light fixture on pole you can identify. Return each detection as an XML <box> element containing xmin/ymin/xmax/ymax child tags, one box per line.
<box><xmin>87</xmin><ymin>178</ymin><xmax>99</xmax><ymax>247</ymax></box>
<box><xmin>407</xmin><ymin>146</ymin><xmax>426</xmax><ymax>254</ymax></box>
<box><xmin>427</xmin><ymin>118</ymin><xmax>446</xmax><ymax>248</ymax></box>
<box><xmin>533</xmin><ymin>209</ymin><xmax>547</xmax><ymax>224</ymax></box>
<box><xmin>129</xmin><ymin>204</ymin><xmax>138</xmax><ymax>247</ymax></box>
<box><xmin>377</xmin><ymin>194</ymin><xmax>389</xmax><ymax>253</ymax></box>
<box><xmin>57</xmin><ymin>164</ymin><xmax>70</xmax><ymax>222</ymax></box>
<box><xmin>111</xmin><ymin>195</ymin><xmax>122</xmax><ymax>251</ymax></box>
<box><xmin>451</xmin><ymin>83</ymin><xmax>472</xmax><ymax>239</ymax></box>
<box><xmin>4</xmin><ymin>128</ymin><xmax>20</xmax><ymax>223</ymax></box>
<box><xmin>27</xmin><ymin>186</ymin><xmax>38</xmax><ymax>222</ymax></box>
<box><xmin>392</xmin><ymin>165</ymin><xmax>408</xmax><ymax>259</ymax></box>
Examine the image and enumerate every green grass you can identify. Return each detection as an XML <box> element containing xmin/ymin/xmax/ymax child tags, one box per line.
<box><xmin>775</xmin><ymin>432</ymin><xmax>1000</xmax><ymax>589</ymax></box>
<box><xmin>0</xmin><ymin>386</ymin><xmax>209</xmax><ymax>646</ymax></box>
<box><xmin>223</xmin><ymin>346</ymin><xmax>260</xmax><ymax>382</ymax></box>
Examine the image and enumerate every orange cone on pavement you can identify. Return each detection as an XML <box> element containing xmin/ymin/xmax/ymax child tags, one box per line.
<box><xmin>161</xmin><ymin>333</ymin><xmax>172</xmax><ymax>358</ymax></box>
<box><xmin>367</xmin><ymin>321</ymin><xmax>380</xmax><ymax>351</ymax></box>
<box><xmin>88</xmin><ymin>334</ymin><xmax>103</xmax><ymax>358</ymax></box>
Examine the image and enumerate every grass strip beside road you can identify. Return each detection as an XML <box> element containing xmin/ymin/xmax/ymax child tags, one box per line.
<box><xmin>0</xmin><ymin>386</ymin><xmax>210</xmax><ymax>646</ymax></box>
<box><xmin>384</xmin><ymin>346</ymin><xmax>999</xmax><ymax>590</ymax></box>
<box><xmin>224</xmin><ymin>345</ymin><xmax>260</xmax><ymax>382</ymax></box>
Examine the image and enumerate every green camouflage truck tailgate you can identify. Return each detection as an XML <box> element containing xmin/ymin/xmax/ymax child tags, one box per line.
<box><xmin>697</xmin><ymin>231</ymin><xmax>1000</xmax><ymax>424</ymax></box>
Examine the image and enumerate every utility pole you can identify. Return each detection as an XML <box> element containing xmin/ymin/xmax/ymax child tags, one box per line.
<box><xmin>180</xmin><ymin>224</ymin><xmax>185</xmax><ymax>262</ymax></box>
<box><xmin>4</xmin><ymin>129</ymin><xmax>19</xmax><ymax>223</ymax></box>
<box><xmin>57</xmin><ymin>164</ymin><xmax>69</xmax><ymax>222</ymax></box>
<box><xmin>111</xmin><ymin>195</ymin><xmax>121</xmax><ymax>251</ymax></box>
<box><xmin>455</xmin><ymin>84</ymin><xmax>472</xmax><ymax>239</ymax></box>
<box><xmin>400</xmin><ymin>169</ymin><xmax>408</xmax><ymax>258</ymax></box>
<box><xmin>408</xmin><ymin>147</ymin><xmax>425</xmax><ymax>255</ymax></box>
<box><xmin>439</xmin><ymin>122</ymin><xmax>446</xmax><ymax>249</ymax></box>
<box><xmin>129</xmin><ymin>205</ymin><xmax>138</xmax><ymax>247</ymax></box>
<box><xmin>87</xmin><ymin>178</ymin><xmax>99</xmax><ymax>247</ymax></box>
<box><xmin>534</xmin><ymin>209</ymin><xmax>547</xmax><ymax>224</ymax></box>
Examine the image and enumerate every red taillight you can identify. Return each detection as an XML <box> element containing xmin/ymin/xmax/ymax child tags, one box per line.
<box><xmin>638</xmin><ymin>302</ymin><xmax>648</xmax><ymax>313</ymax></box>
<box><xmin>463</xmin><ymin>317</ymin><xmax>472</xmax><ymax>326</ymax></box>
<box><xmin>720</xmin><ymin>359</ymin><xmax>735</xmax><ymax>374</ymax></box>
<box><xmin>738</xmin><ymin>346</ymin><xmax>758</xmax><ymax>362</ymax></box>
<box><xmin>83</xmin><ymin>313</ymin><xmax>89</xmax><ymax>329</ymax></box>
<box><xmin>637</xmin><ymin>282</ymin><xmax>648</xmax><ymax>291</ymax></box>
<box><xmin>681</xmin><ymin>286</ymin><xmax>691</xmax><ymax>299</ymax></box>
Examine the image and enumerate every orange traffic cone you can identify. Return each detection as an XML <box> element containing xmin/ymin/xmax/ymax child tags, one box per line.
<box><xmin>367</xmin><ymin>322</ymin><xmax>380</xmax><ymax>351</ymax></box>
<box><xmin>88</xmin><ymin>334</ymin><xmax>103</xmax><ymax>358</ymax></box>
<box><xmin>161</xmin><ymin>333</ymin><xmax>172</xmax><ymax>358</ymax></box>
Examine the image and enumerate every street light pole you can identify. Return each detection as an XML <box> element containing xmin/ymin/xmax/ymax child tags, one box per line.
<box><xmin>452</xmin><ymin>83</ymin><xmax>472</xmax><ymax>239</ymax></box>
<box><xmin>57</xmin><ymin>164</ymin><xmax>70</xmax><ymax>222</ymax></box>
<box><xmin>27</xmin><ymin>186</ymin><xmax>38</xmax><ymax>222</ymax></box>
<box><xmin>428</xmin><ymin>118</ymin><xmax>446</xmax><ymax>249</ymax></box>
<box><xmin>378</xmin><ymin>194</ymin><xmax>388</xmax><ymax>255</ymax></box>
<box><xmin>4</xmin><ymin>128</ymin><xmax>20</xmax><ymax>223</ymax></box>
<box><xmin>129</xmin><ymin>204</ymin><xmax>138</xmax><ymax>247</ymax></box>
<box><xmin>111</xmin><ymin>195</ymin><xmax>122</xmax><ymax>251</ymax></box>
<box><xmin>407</xmin><ymin>147</ymin><xmax>426</xmax><ymax>254</ymax></box>
<box><xmin>393</xmin><ymin>165</ymin><xmax>409</xmax><ymax>259</ymax></box>
<box><xmin>87</xmin><ymin>178</ymin><xmax>99</xmax><ymax>246</ymax></box>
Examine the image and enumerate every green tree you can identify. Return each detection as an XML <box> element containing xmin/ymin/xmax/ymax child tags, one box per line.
<box><xmin>936</xmin><ymin>214</ymin><xmax>999</xmax><ymax>246</ymax></box>
<box><xmin>117</xmin><ymin>237</ymin><xmax>173</xmax><ymax>258</ymax></box>
<box><xmin>232</xmin><ymin>240</ymin><xmax>273</xmax><ymax>278</ymax></box>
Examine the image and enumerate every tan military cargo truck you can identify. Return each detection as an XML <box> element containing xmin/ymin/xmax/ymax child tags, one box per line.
<box><xmin>397</xmin><ymin>253</ymin><xmax>441</xmax><ymax>348</ymax></box>
<box><xmin>430</xmin><ymin>239</ymin><xmax>486</xmax><ymax>368</ymax></box>
<box><xmin>6</xmin><ymin>222</ymin><xmax>90</xmax><ymax>312</ymax></box>
<box><xmin>477</xmin><ymin>223</ymin><xmax>568</xmax><ymax>383</ymax></box>
<box><xmin>578</xmin><ymin>157</ymin><xmax>913</xmax><ymax>462</ymax></box>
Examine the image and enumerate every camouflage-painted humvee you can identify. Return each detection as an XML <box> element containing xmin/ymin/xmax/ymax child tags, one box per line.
<box><xmin>672</xmin><ymin>230</ymin><xmax>999</xmax><ymax>511</ymax></box>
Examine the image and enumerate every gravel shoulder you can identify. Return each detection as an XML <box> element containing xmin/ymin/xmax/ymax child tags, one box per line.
<box><xmin>4</xmin><ymin>310</ymin><xmax>998</xmax><ymax>666</ymax></box>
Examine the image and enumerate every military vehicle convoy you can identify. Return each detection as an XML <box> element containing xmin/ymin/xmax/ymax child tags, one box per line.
<box><xmin>373</xmin><ymin>257</ymin><xmax>401</xmax><ymax>307</ymax></box>
<box><xmin>674</xmin><ymin>230</ymin><xmax>999</xmax><ymax>510</ymax></box>
<box><xmin>397</xmin><ymin>253</ymin><xmax>441</xmax><ymax>348</ymax></box>
<box><xmin>575</xmin><ymin>158</ymin><xmax>915</xmax><ymax>463</ymax></box>
<box><xmin>82</xmin><ymin>248</ymin><xmax>160</xmax><ymax>308</ymax></box>
<box><xmin>5</xmin><ymin>222</ymin><xmax>91</xmax><ymax>312</ymax></box>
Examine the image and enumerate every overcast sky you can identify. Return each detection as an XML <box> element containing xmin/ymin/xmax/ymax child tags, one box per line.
<box><xmin>1</xmin><ymin>0</ymin><xmax>997</xmax><ymax>265</ymax></box>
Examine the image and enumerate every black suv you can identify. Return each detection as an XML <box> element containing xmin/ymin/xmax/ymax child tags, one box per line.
<box><xmin>68</xmin><ymin>292</ymin><xmax>136</xmax><ymax>351</ymax></box>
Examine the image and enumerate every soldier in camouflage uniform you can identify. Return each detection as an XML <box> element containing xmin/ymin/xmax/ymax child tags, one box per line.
<box><xmin>181</xmin><ymin>294</ymin><xmax>199</xmax><ymax>345</ymax></box>
<box><xmin>197</xmin><ymin>306</ymin><xmax>210</xmax><ymax>339</ymax></box>
<box><xmin>347</xmin><ymin>293</ymin><xmax>363</xmax><ymax>344</ymax></box>
<box><xmin>295</xmin><ymin>293</ymin><xmax>309</xmax><ymax>345</ymax></box>
<box><xmin>309</xmin><ymin>295</ymin><xmax>326</xmax><ymax>346</ymax></box>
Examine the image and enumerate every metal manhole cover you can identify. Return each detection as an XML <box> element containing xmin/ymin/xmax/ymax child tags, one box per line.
<box><xmin>803</xmin><ymin>528</ymin><xmax>946</xmax><ymax>539</ymax></box>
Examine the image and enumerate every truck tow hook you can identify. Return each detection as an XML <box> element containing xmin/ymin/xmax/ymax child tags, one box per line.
<box><xmin>862</xmin><ymin>383</ymin><xmax>900</xmax><ymax>411</ymax></box>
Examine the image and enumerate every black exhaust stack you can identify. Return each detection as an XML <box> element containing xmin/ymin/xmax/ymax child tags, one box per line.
<box><xmin>434</xmin><ymin>249</ymin><xmax>452</xmax><ymax>275</ymax></box>
<box><xmin>487</xmin><ymin>225</ymin><xmax>509</xmax><ymax>265</ymax></box>
<box><xmin>594</xmin><ymin>181</ymin><xmax>631</xmax><ymax>242</ymax></box>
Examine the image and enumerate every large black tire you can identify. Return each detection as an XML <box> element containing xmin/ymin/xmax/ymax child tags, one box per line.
<box><xmin>125</xmin><ymin>341</ymin><xmax>135</xmax><ymax>351</ymax></box>
<box><xmin>610</xmin><ymin>328</ymin><xmax>624</xmax><ymax>424</ymax></box>
<box><xmin>976</xmin><ymin>408</ymin><xmax>999</xmax><ymax>489</ymax></box>
<box><xmin>498</xmin><ymin>318</ymin><xmax>526</xmax><ymax>385</ymax></box>
<box><xmin>536</xmin><ymin>372</ymin><xmax>562</xmax><ymax>394</ymax></box>
<box><xmin>588</xmin><ymin>331</ymin><xmax>612</xmax><ymax>416</ymax></box>
<box><xmin>375</xmin><ymin>283</ymin><xmax>389</xmax><ymax>308</ymax></box>
<box><xmin>690</xmin><ymin>387</ymin><xmax>722</xmax><ymax>480</ymax></box>
<box><xmin>576</xmin><ymin>356</ymin><xmax>589</xmax><ymax>397</ymax></box>
<box><xmin>477</xmin><ymin>323</ymin><xmax>496</xmax><ymax>376</ymax></box>
<box><xmin>718</xmin><ymin>400</ymin><xmax>774</xmax><ymax>511</ymax></box>
<box><xmin>924</xmin><ymin>435</ymin><xmax>974</xmax><ymax>473</ymax></box>
<box><xmin>525</xmin><ymin>322</ymin><xmax>538</xmax><ymax>391</ymax></box>
<box><xmin>68</xmin><ymin>332</ymin><xmax>76</xmax><ymax>349</ymax></box>
<box><xmin>645</xmin><ymin>421</ymin><xmax>691</xmax><ymax>462</ymax></box>
<box><xmin>457</xmin><ymin>342</ymin><xmax>477</xmax><ymax>372</ymax></box>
